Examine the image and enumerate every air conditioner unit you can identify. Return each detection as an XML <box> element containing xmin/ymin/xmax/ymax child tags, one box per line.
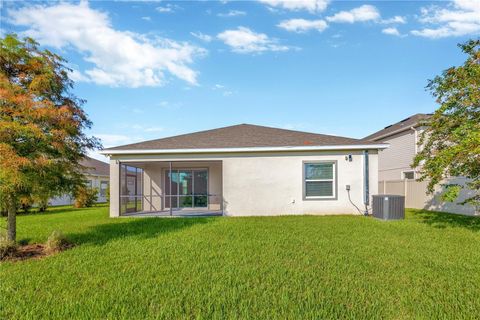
<box><xmin>372</xmin><ymin>195</ymin><xmax>405</xmax><ymax>220</ymax></box>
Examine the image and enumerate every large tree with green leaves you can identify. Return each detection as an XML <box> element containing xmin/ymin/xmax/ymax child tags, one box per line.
<box><xmin>0</xmin><ymin>34</ymin><xmax>100</xmax><ymax>241</ymax></box>
<box><xmin>414</xmin><ymin>39</ymin><xmax>480</xmax><ymax>207</ymax></box>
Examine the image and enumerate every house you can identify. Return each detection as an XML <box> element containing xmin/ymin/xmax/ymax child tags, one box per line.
<box><xmin>49</xmin><ymin>157</ymin><xmax>110</xmax><ymax>206</ymax></box>
<box><xmin>364</xmin><ymin>113</ymin><xmax>431</xmax><ymax>181</ymax></box>
<box><xmin>100</xmin><ymin>124</ymin><xmax>388</xmax><ymax>217</ymax></box>
<box><xmin>365</xmin><ymin>114</ymin><xmax>477</xmax><ymax>215</ymax></box>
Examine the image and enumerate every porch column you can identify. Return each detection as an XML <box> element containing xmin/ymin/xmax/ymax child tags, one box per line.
<box><xmin>169</xmin><ymin>161</ymin><xmax>172</xmax><ymax>216</ymax></box>
<box><xmin>109</xmin><ymin>159</ymin><xmax>120</xmax><ymax>217</ymax></box>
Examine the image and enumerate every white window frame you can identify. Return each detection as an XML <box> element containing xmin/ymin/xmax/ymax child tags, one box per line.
<box><xmin>402</xmin><ymin>170</ymin><xmax>415</xmax><ymax>180</ymax></box>
<box><xmin>303</xmin><ymin>161</ymin><xmax>337</xmax><ymax>200</ymax></box>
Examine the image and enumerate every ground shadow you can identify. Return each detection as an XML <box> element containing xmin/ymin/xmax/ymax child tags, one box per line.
<box><xmin>411</xmin><ymin>209</ymin><xmax>480</xmax><ymax>232</ymax></box>
<box><xmin>69</xmin><ymin>216</ymin><xmax>214</xmax><ymax>246</ymax></box>
<box><xmin>15</xmin><ymin>204</ymin><xmax>108</xmax><ymax>217</ymax></box>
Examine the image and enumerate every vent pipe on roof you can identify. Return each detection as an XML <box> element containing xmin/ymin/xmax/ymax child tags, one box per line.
<box><xmin>363</xmin><ymin>150</ymin><xmax>370</xmax><ymax>216</ymax></box>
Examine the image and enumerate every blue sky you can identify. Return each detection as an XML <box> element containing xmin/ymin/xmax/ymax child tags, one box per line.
<box><xmin>1</xmin><ymin>0</ymin><xmax>479</xmax><ymax>161</ymax></box>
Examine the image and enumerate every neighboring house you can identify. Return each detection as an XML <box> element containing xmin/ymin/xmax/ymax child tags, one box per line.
<box><xmin>364</xmin><ymin>113</ymin><xmax>431</xmax><ymax>181</ymax></box>
<box><xmin>100</xmin><ymin>124</ymin><xmax>387</xmax><ymax>217</ymax></box>
<box><xmin>365</xmin><ymin>113</ymin><xmax>477</xmax><ymax>215</ymax></box>
<box><xmin>49</xmin><ymin>157</ymin><xmax>110</xmax><ymax>206</ymax></box>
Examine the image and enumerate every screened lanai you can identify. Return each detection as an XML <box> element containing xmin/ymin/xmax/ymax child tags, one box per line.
<box><xmin>119</xmin><ymin>161</ymin><xmax>223</xmax><ymax>217</ymax></box>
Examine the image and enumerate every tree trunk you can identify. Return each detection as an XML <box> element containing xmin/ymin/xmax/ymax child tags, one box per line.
<box><xmin>7</xmin><ymin>200</ymin><xmax>16</xmax><ymax>242</ymax></box>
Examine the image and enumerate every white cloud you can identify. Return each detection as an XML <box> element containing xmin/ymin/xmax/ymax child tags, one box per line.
<box><xmin>381</xmin><ymin>16</ymin><xmax>406</xmax><ymax>24</ymax></box>
<box><xmin>382</xmin><ymin>27</ymin><xmax>401</xmax><ymax>36</ymax></box>
<box><xmin>141</xmin><ymin>16</ymin><xmax>151</xmax><ymax>21</ymax></box>
<box><xmin>258</xmin><ymin>0</ymin><xmax>329</xmax><ymax>13</ymax></box>
<box><xmin>95</xmin><ymin>134</ymin><xmax>135</xmax><ymax>148</ymax></box>
<box><xmin>217</xmin><ymin>10</ymin><xmax>246</xmax><ymax>17</ymax></box>
<box><xmin>190</xmin><ymin>31</ymin><xmax>213</xmax><ymax>42</ymax></box>
<box><xmin>7</xmin><ymin>2</ymin><xmax>205</xmax><ymax>87</ymax></box>
<box><xmin>217</xmin><ymin>27</ymin><xmax>289</xmax><ymax>54</ymax></box>
<box><xmin>156</xmin><ymin>4</ymin><xmax>180</xmax><ymax>13</ymax></box>
<box><xmin>277</xmin><ymin>19</ymin><xmax>328</xmax><ymax>33</ymax></box>
<box><xmin>327</xmin><ymin>5</ymin><xmax>380</xmax><ymax>23</ymax></box>
<box><xmin>411</xmin><ymin>0</ymin><xmax>480</xmax><ymax>38</ymax></box>
<box><xmin>156</xmin><ymin>6</ymin><xmax>172</xmax><ymax>13</ymax></box>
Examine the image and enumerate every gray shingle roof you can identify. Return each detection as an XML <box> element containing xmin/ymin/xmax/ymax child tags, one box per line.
<box><xmin>104</xmin><ymin>124</ymin><xmax>380</xmax><ymax>151</ymax></box>
<box><xmin>80</xmin><ymin>157</ymin><xmax>109</xmax><ymax>176</ymax></box>
<box><xmin>364</xmin><ymin>113</ymin><xmax>432</xmax><ymax>141</ymax></box>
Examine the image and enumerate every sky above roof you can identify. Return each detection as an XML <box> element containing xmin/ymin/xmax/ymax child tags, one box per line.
<box><xmin>1</xmin><ymin>0</ymin><xmax>479</xmax><ymax>161</ymax></box>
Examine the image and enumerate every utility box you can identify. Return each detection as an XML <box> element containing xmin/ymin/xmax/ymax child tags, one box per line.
<box><xmin>372</xmin><ymin>195</ymin><xmax>405</xmax><ymax>220</ymax></box>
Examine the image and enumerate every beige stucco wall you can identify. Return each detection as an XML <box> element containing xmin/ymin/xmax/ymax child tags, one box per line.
<box><xmin>108</xmin><ymin>149</ymin><xmax>378</xmax><ymax>217</ymax></box>
<box><xmin>222</xmin><ymin>151</ymin><xmax>377</xmax><ymax>216</ymax></box>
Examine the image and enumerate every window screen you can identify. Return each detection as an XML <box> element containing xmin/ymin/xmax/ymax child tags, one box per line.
<box><xmin>304</xmin><ymin>162</ymin><xmax>335</xmax><ymax>198</ymax></box>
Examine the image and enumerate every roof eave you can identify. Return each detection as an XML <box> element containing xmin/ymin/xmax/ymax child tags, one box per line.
<box><xmin>99</xmin><ymin>144</ymin><xmax>389</xmax><ymax>156</ymax></box>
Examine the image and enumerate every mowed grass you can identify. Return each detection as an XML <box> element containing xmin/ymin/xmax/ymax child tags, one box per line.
<box><xmin>1</xmin><ymin>205</ymin><xmax>480</xmax><ymax>319</ymax></box>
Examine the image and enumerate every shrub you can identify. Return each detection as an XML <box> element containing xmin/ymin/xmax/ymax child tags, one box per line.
<box><xmin>0</xmin><ymin>235</ymin><xmax>17</xmax><ymax>260</ymax></box>
<box><xmin>19</xmin><ymin>196</ymin><xmax>33</xmax><ymax>213</ymax></box>
<box><xmin>74</xmin><ymin>187</ymin><xmax>98</xmax><ymax>208</ymax></box>
<box><xmin>45</xmin><ymin>231</ymin><xmax>70</xmax><ymax>253</ymax></box>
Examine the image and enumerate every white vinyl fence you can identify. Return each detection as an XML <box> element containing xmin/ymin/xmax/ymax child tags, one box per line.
<box><xmin>378</xmin><ymin>178</ymin><xmax>478</xmax><ymax>216</ymax></box>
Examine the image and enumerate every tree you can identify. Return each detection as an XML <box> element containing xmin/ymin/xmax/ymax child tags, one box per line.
<box><xmin>0</xmin><ymin>34</ymin><xmax>100</xmax><ymax>241</ymax></box>
<box><xmin>413</xmin><ymin>39</ymin><xmax>480</xmax><ymax>207</ymax></box>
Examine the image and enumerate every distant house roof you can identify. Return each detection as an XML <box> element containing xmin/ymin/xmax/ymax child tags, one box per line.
<box><xmin>102</xmin><ymin>124</ymin><xmax>385</xmax><ymax>154</ymax></box>
<box><xmin>80</xmin><ymin>157</ymin><xmax>109</xmax><ymax>176</ymax></box>
<box><xmin>364</xmin><ymin>113</ymin><xmax>432</xmax><ymax>141</ymax></box>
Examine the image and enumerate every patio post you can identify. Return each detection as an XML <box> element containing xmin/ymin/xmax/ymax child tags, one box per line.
<box><xmin>169</xmin><ymin>161</ymin><xmax>172</xmax><ymax>216</ymax></box>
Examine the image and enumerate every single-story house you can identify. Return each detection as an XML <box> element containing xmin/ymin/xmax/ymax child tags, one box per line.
<box><xmin>100</xmin><ymin>124</ymin><xmax>388</xmax><ymax>217</ymax></box>
<box><xmin>50</xmin><ymin>157</ymin><xmax>110</xmax><ymax>206</ymax></box>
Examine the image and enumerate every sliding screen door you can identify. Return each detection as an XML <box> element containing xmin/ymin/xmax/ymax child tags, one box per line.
<box><xmin>165</xmin><ymin>169</ymin><xmax>208</xmax><ymax>209</ymax></box>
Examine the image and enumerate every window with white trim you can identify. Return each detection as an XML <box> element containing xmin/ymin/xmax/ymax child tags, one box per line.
<box><xmin>402</xmin><ymin>171</ymin><xmax>415</xmax><ymax>180</ymax></box>
<box><xmin>304</xmin><ymin>162</ymin><xmax>336</xmax><ymax>199</ymax></box>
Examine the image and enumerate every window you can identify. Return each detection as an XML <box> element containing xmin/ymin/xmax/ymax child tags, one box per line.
<box><xmin>304</xmin><ymin>162</ymin><xmax>336</xmax><ymax>199</ymax></box>
<box><xmin>85</xmin><ymin>180</ymin><xmax>93</xmax><ymax>189</ymax></box>
<box><xmin>402</xmin><ymin>171</ymin><xmax>415</xmax><ymax>180</ymax></box>
<box><xmin>100</xmin><ymin>181</ymin><xmax>108</xmax><ymax>197</ymax></box>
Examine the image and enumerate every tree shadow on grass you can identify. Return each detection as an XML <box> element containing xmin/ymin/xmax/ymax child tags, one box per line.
<box><xmin>17</xmin><ymin>204</ymin><xmax>108</xmax><ymax>217</ymax></box>
<box><xmin>411</xmin><ymin>209</ymin><xmax>480</xmax><ymax>232</ymax></box>
<box><xmin>69</xmin><ymin>217</ymin><xmax>214</xmax><ymax>246</ymax></box>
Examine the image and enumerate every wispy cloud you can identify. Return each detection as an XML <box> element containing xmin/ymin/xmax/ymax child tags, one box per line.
<box><xmin>141</xmin><ymin>16</ymin><xmax>151</xmax><ymax>21</ymax></box>
<box><xmin>190</xmin><ymin>31</ymin><xmax>213</xmax><ymax>42</ymax></box>
<box><xmin>7</xmin><ymin>2</ymin><xmax>205</xmax><ymax>87</ymax></box>
<box><xmin>217</xmin><ymin>26</ymin><xmax>290</xmax><ymax>54</ymax></box>
<box><xmin>327</xmin><ymin>5</ymin><xmax>380</xmax><ymax>24</ymax></box>
<box><xmin>278</xmin><ymin>19</ymin><xmax>328</xmax><ymax>33</ymax></box>
<box><xmin>411</xmin><ymin>0</ymin><xmax>480</xmax><ymax>38</ymax></box>
<box><xmin>381</xmin><ymin>16</ymin><xmax>406</xmax><ymax>24</ymax></box>
<box><xmin>217</xmin><ymin>10</ymin><xmax>246</xmax><ymax>17</ymax></box>
<box><xmin>382</xmin><ymin>27</ymin><xmax>402</xmax><ymax>37</ymax></box>
<box><xmin>156</xmin><ymin>3</ymin><xmax>181</xmax><ymax>13</ymax></box>
<box><xmin>258</xmin><ymin>0</ymin><xmax>329</xmax><ymax>13</ymax></box>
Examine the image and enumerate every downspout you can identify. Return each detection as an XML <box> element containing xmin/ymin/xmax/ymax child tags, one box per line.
<box><xmin>411</xmin><ymin>126</ymin><xmax>418</xmax><ymax>155</ymax></box>
<box><xmin>410</xmin><ymin>126</ymin><xmax>418</xmax><ymax>179</ymax></box>
<box><xmin>363</xmin><ymin>150</ymin><xmax>369</xmax><ymax>216</ymax></box>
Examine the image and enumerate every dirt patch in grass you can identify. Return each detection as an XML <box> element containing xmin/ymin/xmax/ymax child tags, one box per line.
<box><xmin>2</xmin><ymin>243</ymin><xmax>74</xmax><ymax>262</ymax></box>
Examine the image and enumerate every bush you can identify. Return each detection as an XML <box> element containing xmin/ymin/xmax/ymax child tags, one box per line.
<box><xmin>19</xmin><ymin>196</ymin><xmax>33</xmax><ymax>213</ymax></box>
<box><xmin>0</xmin><ymin>235</ymin><xmax>17</xmax><ymax>260</ymax></box>
<box><xmin>45</xmin><ymin>231</ymin><xmax>70</xmax><ymax>253</ymax></box>
<box><xmin>74</xmin><ymin>187</ymin><xmax>98</xmax><ymax>208</ymax></box>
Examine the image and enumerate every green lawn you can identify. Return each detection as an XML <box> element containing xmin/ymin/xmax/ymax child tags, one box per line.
<box><xmin>1</xmin><ymin>205</ymin><xmax>480</xmax><ymax>319</ymax></box>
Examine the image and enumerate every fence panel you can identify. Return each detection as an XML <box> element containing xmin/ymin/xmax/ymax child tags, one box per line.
<box><xmin>378</xmin><ymin>179</ymin><xmax>477</xmax><ymax>216</ymax></box>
